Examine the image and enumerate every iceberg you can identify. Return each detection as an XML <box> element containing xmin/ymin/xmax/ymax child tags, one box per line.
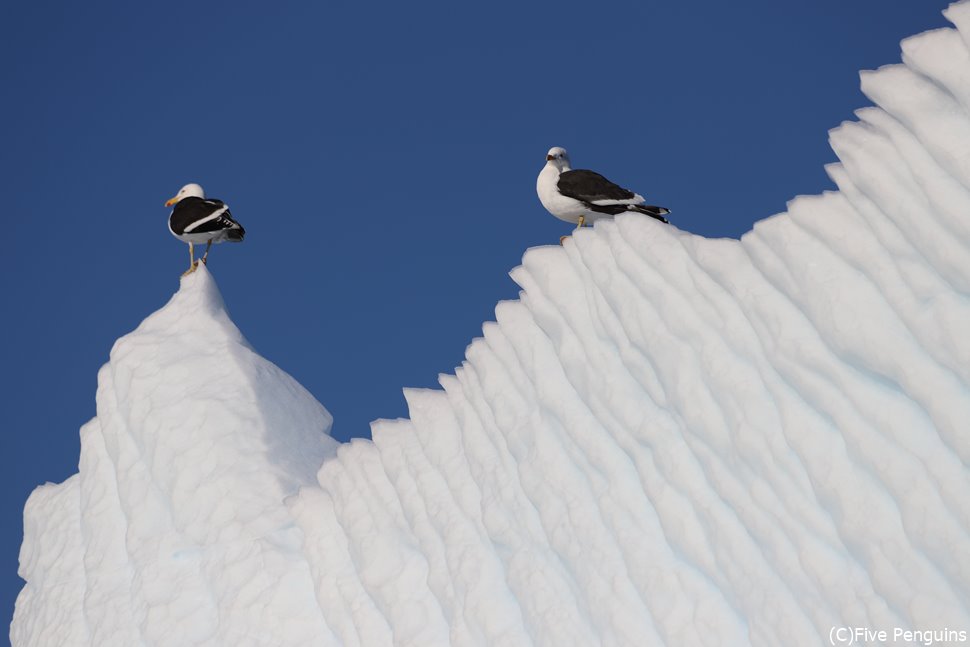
<box><xmin>12</xmin><ymin>4</ymin><xmax>970</xmax><ymax>645</ymax></box>
<box><xmin>12</xmin><ymin>267</ymin><xmax>338</xmax><ymax>646</ymax></box>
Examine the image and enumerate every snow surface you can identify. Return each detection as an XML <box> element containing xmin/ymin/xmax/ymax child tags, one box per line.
<box><xmin>12</xmin><ymin>4</ymin><xmax>970</xmax><ymax>646</ymax></box>
<box><xmin>12</xmin><ymin>268</ymin><xmax>338</xmax><ymax>646</ymax></box>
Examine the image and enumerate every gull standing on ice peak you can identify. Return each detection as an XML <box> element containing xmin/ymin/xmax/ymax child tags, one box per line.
<box><xmin>536</xmin><ymin>147</ymin><xmax>670</xmax><ymax>232</ymax></box>
<box><xmin>165</xmin><ymin>183</ymin><xmax>245</xmax><ymax>276</ymax></box>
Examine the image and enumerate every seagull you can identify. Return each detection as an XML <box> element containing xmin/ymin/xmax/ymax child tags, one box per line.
<box><xmin>165</xmin><ymin>183</ymin><xmax>245</xmax><ymax>276</ymax></box>
<box><xmin>536</xmin><ymin>147</ymin><xmax>670</xmax><ymax>231</ymax></box>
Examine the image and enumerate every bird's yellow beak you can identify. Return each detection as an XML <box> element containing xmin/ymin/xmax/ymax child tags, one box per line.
<box><xmin>164</xmin><ymin>196</ymin><xmax>178</xmax><ymax>207</ymax></box>
<box><xmin>546</xmin><ymin>154</ymin><xmax>555</xmax><ymax>161</ymax></box>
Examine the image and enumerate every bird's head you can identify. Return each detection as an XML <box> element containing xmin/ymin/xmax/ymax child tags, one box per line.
<box><xmin>545</xmin><ymin>147</ymin><xmax>571</xmax><ymax>171</ymax></box>
<box><xmin>165</xmin><ymin>183</ymin><xmax>205</xmax><ymax>207</ymax></box>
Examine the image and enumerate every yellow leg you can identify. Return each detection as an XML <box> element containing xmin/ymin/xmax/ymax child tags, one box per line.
<box><xmin>561</xmin><ymin>215</ymin><xmax>588</xmax><ymax>245</ymax></box>
<box><xmin>181</xmin><ymin>242</ymin><xmax>198</xmax><ymax>276</ymax></box>
<box><xmin>201</xmin><ymin>241</ymin><xmax>212</xmax><ymax>264</ymax></box>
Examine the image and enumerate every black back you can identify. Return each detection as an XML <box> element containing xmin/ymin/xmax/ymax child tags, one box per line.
<box><xmin>169</xmin><ymin>197</ymin><xmax>239</xmax><ymax>235</ymax></box>
<box><xmin>557</xmin><ymin>169</ymin><xmax>636</xmax><ymax>203</ymax></box>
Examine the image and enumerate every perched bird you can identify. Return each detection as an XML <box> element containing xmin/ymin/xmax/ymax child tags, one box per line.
<box><xmin>165</xmin><ymin>183</ymin><xmax>245</xmax><ymax>275</ymax></box>
<box><xmin>536</xmin><ymin>147</ymin><xmax>670</xmax><ymax>230</ymax></box>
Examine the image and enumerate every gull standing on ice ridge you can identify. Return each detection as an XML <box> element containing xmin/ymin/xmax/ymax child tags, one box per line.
<box><xmin>536</xmin><ymin>147</ymin><xmax>670</xmax><ymax>230</ymax></box>
<box><xmin>165</xmin><ymin>183</ymin><xmax>245</xmax><ymax>276</ymax></box>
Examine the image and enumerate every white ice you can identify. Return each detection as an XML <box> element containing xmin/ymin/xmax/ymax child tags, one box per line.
<box><xmin>12</xmin><ymin>3</ymin><xmax>970</xmax><ymax>645</ymax></box>
<box><xmin>12</xmin><ymin>266</ymin><xmax>338</xmax><ymax>646</ymax></box>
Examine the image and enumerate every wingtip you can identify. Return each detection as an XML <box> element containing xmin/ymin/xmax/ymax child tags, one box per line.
<box><xmin>634</xmin><ymin>204</ymin><xmax>671</xmax><ymax>219</ymax></box>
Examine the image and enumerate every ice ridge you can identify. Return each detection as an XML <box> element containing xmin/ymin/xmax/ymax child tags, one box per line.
<box><xmin>12</xmin><ymin>3</ymin><xmax>970</xmax><ymax>646</ymax></box>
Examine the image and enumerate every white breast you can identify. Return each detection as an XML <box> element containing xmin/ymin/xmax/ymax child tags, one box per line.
<box><xmin>536</xmin><ymin>164</ymin><xmax>587</xmax><ymax>224</ymax></box>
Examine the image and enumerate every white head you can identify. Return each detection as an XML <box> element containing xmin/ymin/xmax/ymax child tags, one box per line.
<box><xmin>165</xmin><ymin>183</ymin><xmax>205</xmax><ymax>207</ymax></box>
<box><xmin>545</xmin><ymin>147</ymin><xmax>571</xmax><ymax>172</ymax></box>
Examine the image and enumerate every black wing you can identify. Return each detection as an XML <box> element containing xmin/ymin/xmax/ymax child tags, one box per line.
<box><xmin>169</xmin><ymin>197</ymin><xmax>238</xmax><ymax>235</ymax></box>
<box><xmin>557</xmin><ymin>169</ymin><xmax>636</xmax><ymax>203</ymax></box>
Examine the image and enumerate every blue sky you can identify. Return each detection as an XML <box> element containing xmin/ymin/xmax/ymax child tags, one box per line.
<box><xmin>0</xmin><ymin>0</ymin><xmax>950</xmax><ymax>631</ymax></box>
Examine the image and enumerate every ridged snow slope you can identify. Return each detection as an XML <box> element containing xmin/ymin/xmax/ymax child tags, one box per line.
<box><xmin>12</xmin><ymin>267</ymin><xmax>338</xmax><ymax>646</ymax></box>
<box><xmin>13</xmin><ymin>4</ymin><xmax>970</xmax><ymax>646</ymax></box>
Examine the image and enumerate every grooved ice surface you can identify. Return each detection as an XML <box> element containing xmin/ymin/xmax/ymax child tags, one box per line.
<box><xmin>12</xmin><ymin>4</ymin><xmax>970</xmax><ymax>645</ymax></box>
<box><xmin>13</xmin><ymin>265</ymin><xmax>339</xmax><ymax>646</ymax></box>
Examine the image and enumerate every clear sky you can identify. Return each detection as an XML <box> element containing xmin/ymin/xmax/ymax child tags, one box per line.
<box><xmin>0</xmin><ymin>0</ymin><xmax>951</xmax><ymax>631</ymax></box>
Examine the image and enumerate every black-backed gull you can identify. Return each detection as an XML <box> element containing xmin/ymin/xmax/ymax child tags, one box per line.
<box><xmin>165</xmin><ymin>183</ymin><xmax>245</xmax><ymax>275</ymax></box>
<box><xmin>536</xmin><ymin>147</ymin><xmax>670</xmax><ymax>230</ymax></box>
